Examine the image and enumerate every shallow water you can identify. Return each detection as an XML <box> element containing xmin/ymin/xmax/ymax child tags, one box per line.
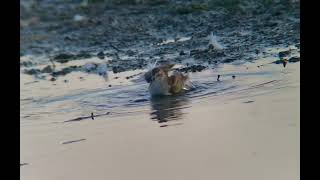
<box><xmin>20</xmin><ymin>52</ymin><xmax>299</xmax><ymax>127</ymax></box>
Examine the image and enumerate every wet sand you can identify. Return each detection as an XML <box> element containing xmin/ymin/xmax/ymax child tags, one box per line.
<box><xmin>20</xmin><ymin>60</ymin><xmax>299</xmax><ymax>180</ymax></box>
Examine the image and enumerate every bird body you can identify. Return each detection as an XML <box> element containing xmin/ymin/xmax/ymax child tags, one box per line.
<box><xmin>145</xmin><ymin>64</ymin><xmax>189</xmax><ymax>96</ymax></box>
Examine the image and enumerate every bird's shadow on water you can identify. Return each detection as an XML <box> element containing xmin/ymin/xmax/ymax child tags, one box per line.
<box><xmin>150</xmin><ymin>94</ymin><xmax>190</xmax><ymax>125</ymax></box>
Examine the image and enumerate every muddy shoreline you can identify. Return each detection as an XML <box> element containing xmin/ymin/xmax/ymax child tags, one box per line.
<box><xmin>20</xmin><ymin>0</ymin><xmax>300</xmax><ymax>78</ymax></box>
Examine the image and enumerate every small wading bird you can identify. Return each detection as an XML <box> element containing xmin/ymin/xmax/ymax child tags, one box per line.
<box><xmin>144</xmin><ymin>64</ymin><xmax>191</xmax><ymax>96</ymax></box>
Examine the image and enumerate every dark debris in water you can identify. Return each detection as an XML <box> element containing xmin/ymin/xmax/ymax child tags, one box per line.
<box><xmin>20</xmin><ymin>163</ymin><xmax>29</xmax><ymax>166</ymax></box>
<box><xmin>64</xmin><ymin>112</ymin><xmax>110</xmax><ymax>123</ymax></box>
<box><xmin>243</xmin><ymin>100</ymin><xmax>254</xmax><ymax>103</ymax></box>
<box><xmin>61</xmin><ymin>138</ymin><xmax>86</xmax><ymax>145</ymax></box>
<box><xmin>131</xmin><ymin>99</ymin><xmax>148</xmax><ymax>103</ymax></box>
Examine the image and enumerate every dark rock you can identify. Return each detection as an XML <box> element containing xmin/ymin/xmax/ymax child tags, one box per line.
<box><xmin>64</xmin><ymin>36</ymin><xmax>72</xmax><ymax>41</ymax></box>
<box><xmin>232</xmin><ymin>75</ymin><xmax>236</xmax><ymax>79</ymax></box>
<box><xmin>50</xmin><ymin>77</ymin><xmax>56</xmax><ymax>81</ymax></box>
<box><xmin>112</xmin><ymin>66</ymin><xmax>118</xmax><ymax>73</ymax></box>
<box><xmin>179</xmin><ymin>50</ymin><xmax>186</xmax><ymax>56</ymax></box>
<box><xmin>24</xmin><ymin>69</ymin><xmax>41</xmax><ymax>75</ymax></box>
<box><xmin>127</xmin><ymin>50</ymin><xmax>135</xmax><ymax>56</ymax></box>
<box><xmin>267</xmin><ymin>22</ymin><xmax>278</xmax><ymax>27</ymax></box>
<box><xmin>278</xmin><ymin>50</ymin><xmax>291</xmax><ymax>59</ymax></box>
<box><xmin>76</xmin><ymin>52</ymin><xmax>91</xmax><ymax>59</ymax></box>
<box><xmin>288</xmin><ymin>57</ymin><xmax>300</xmax><ymax>63</ymax></box>
<box><xmin>54</xmin><ymin>53</ymin><xmax>75</xmax><ymax>63</ymax></box>
<box><xmin>112</xmin><ymin>66</ymin><xmax>125</xmax><ymax>74</ymax></box>
<box><xmin>41</xmin><ymin>65</ymin><xmax>53</xmax><ymax>73</ymax></box>
<box><xmin>223</xmin><ymin>58</ymin><xmax>236</xmax><ymax>63</ymax></box>
<box><xmin>108</xmin><ymin>85</ymin><xmax>112</xmax><ymax>87</ymax></box>
<box><xmin>97</xmin><ymin>51</ymin><xmax>105</xmax><ymax>59</ymax></box>
<box><xmin>54</xmin><ymin>52</ymin><xmax>91</xmax><ymax>63</ymax></box>
<box><xmin>190</xmin><ymin>49</ymin><xmax>205</xmax><ymax>56</ymax></box>
<box><xmin>20</xmin><ymin>61</ymin><xmax>33</xmax><ymax>67</ymax></box>
<box><xmin>64</xmin><ymin>79</ymin><xmax>68</xmax><ymax>83</ymax></box>
<box><xmin>179</xmin><ymin>65</ymin><xmax>207</xmax><ymax>73</ymax></box>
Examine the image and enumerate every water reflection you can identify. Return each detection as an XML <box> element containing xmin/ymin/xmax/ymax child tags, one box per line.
<box><xmin>150</xmin><ymin>95</ymin><xmax>190</xmax><ymax>123</ymax></box>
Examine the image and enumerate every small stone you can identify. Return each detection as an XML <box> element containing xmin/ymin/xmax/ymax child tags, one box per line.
<box><xmin>76</xmin><ymin>52</ymin><xmax>91</xmax><ymax>59</ymax></box>
<box><xmin>50</xmin><ymin>77</ymin><xmax>56</xmax><ymax>81</ymax></box>
<box><xmin>20</xmin><ymin>61</ymin><xmax>33</xmax><ymax>67</ymax></box>
<box><xmin>54</xmin><ymin>53</ymin><xmax>75</xmax><ymax>63</ymax></box>
<box><xmin>108</xmin><ymin>85</ymin><xmax>112</xmax><ymax>87</ymax></box>
<box><xmin>278</xmin><ymin>50</ymin><xmax>291</xmax><ymax>59</ymax></box>
<box><xmin>97</xmin><ymin>51</ymin><xmax>105</xmax><ymax>59</ymax></box>
<box><xmin>64</xmin><ymin>36</ymin><xmax>72</xmax><ymax>41</ymax></box>
<box><xmin>112</xmin><ymin>67</ymin><xmax>118</xmax><ymax>73</ymax></box>
<box><xmin>179</xmin><ymin>50</ymin><xmax>186</xmax><ymax>56</ymax></box>
<box><xmin>64</xmin><ymin>79</ymin><xmax>68</xmax><ymax>83</ymax></box>
<box><xmin>288</xmin><ymin>57</ymin><xmax>300</xmax><ymax>63</ymax></box>
<box><xmin>24</xmin><ymin>69</ymin><xmax>40</xmax><ymax>75</ymax></box>
<box><xmin>127</xmin><ymin>50</ymin><xmax>135</xmax><ymax>56</ymax></box>
<box><xmin>232</xmin><ymin>75</ymin><xmax>236</xmax><ymax>79</ymax></box>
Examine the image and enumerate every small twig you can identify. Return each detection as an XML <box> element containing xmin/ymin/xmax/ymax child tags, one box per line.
<box><xmin>64</xmin><ymin>112</ymin><xmax>110</xmax><ymax>123</ymax></box>
<box><xmin>62</xmin><ymin>139</ymin><xmax>86</xmax><ymax>145</ymax></box>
